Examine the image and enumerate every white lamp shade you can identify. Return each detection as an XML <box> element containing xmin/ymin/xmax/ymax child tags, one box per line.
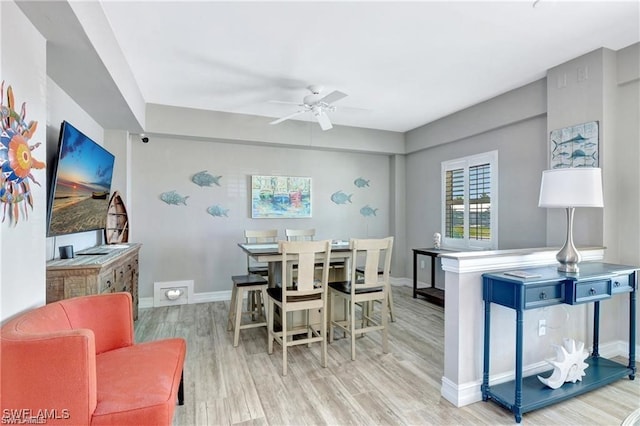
<box><xmin>538</xmin><ymin>168</ymin><xmax>604</xmax><ymax>208</ymax></box>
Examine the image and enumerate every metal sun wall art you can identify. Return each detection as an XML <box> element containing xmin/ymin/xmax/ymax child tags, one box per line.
<box><xmin>0</xmin><ymin>81</ymin><xmax>45</xmax><ymax>225</ymax></box>
<box><xmin>549</xmin><ymin>121</ymin><xmax>599</xmax><ymax>169</ymax></box>
<box><xmin>251</xmin><ymin>175</ymin><xmax>311</xmax><ymax>219</ymax></box>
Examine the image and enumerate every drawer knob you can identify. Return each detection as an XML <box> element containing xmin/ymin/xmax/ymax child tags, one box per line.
<box><xmin>614</xmin><ymin>281</ymin><xmax>621</xmax><ymax>287</ymax></box>
<box><xmin>539</xmin><ymin>292</ymin><xmax>547</xmax><ymax>300</ymax></box>
<box><xmin>589</xmin><ymin>288</ymin><xmax>597</xmax><ymax>295</ymax></box>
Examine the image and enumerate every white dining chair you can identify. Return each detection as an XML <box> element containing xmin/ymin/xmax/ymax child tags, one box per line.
<box><xmin>328</xmin><ymin>237</ymin><xmax>394</xmax><ymax>360</ymax></box>
<box><xmin>267</xmin><ymin>240</ymin><xmax>331</xmax><ymax>375</ymax></box>
<box><xmin>285</xmin><ymin>228</ymin><xmax>315</xmax><ymax>241</ymax></box>
<box><xmin>244</xmin><ymin>229</ymin><xmax>278</xmax><ymax>276</ymax></box>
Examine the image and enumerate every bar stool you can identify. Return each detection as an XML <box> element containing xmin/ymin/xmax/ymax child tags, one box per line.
<box><xmin>227</xmin><ymin>274</ymin><xmax>269</xmax><ymax>347</ymax></box>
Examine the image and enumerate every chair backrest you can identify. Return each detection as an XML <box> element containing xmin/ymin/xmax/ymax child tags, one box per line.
<box><xmin>245</xmin><ymin>229</ymin><xmax>278</xmax><ymax>243</ymax></box>
<box><xmin>285</xmin><ymin>228</ymin><xmax>315</xmax><ymax>241</ymax></box>
<box><xmin>244</xmin><ymin>229</ymin><xmax>278</xmax><ymax>272</ymax></box>
<box><xmin>279</xmin><ymin>240</ymin><xmax>331</xmax><ymax>301</ymax></box>
<box><xmin>350</xmin><ymin>237</ymin><xmax>394</xmax><ymax>292</ymax></box>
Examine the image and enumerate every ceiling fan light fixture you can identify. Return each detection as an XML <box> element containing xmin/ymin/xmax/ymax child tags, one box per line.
<box><xmin>270</xmin><ymin>84</ymin><xmax>346</xmax><ymax>131</ymax></box>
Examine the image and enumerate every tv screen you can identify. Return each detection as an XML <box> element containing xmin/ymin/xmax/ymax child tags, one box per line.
<box><xmin>47</xmin><ymin>121</ymin><xmax>115</xmax><ymax>237</ymax></box>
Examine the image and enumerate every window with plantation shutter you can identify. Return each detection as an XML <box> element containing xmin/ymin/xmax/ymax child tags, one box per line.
<box><xmin>445</xmin><ymin>168</ymin><xmax>464</xmax><ymax>239</ymax></box>
<box><xmin>441</xmin><ymin>151</ymin><xmax>498</xmax><ymax>249</ymax></box>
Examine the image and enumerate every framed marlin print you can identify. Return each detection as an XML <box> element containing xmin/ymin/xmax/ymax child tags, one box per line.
<box><xmin>549</xmin><ymin>121</ymin><xmax>599</xmax><ymax>169</ymax></box>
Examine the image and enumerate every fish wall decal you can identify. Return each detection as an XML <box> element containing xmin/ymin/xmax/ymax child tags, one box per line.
<box><xmin>192</xmin><ymin>170</ymin><xmax>222</xmax><ymax>187</ymax></box>
<box><xmin>207</xmin><ymin>204</ymin><xmax>229</xmax><ymax>217</ymax></box>
<box><xmin>160</xmin><ymin>190</ymin><xmax>189</xmax><ymax>205</ymax></box>
<box><xmin>360</xmin><ymin>205</ymin><xmax>378</xmax><ymax>217</ymax></box>
<box><xmin>354</xmin><ymin>177</ymin><xmax>370</xmax><ymax>188</ymax></box>
<box><xmin>330</xmin><ymin>190</ymin><xmax>352</xmax><ymax>205</ymax></box>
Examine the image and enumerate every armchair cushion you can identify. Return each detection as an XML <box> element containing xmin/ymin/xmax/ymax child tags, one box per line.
<box><xmin>92</xmin><ymin>338</ymin><xmax>185</xmax><ymax>425</ymax></box>
<box><xmin>1</xmin><ymin>292</ymin><xmax>186</xmax><ymax>426</ymax></box>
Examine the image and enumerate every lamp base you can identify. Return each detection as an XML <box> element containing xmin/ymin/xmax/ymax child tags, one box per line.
<box><xmin>556</xmin><ymin>207</ymin><xmax>581</xmax><ymax>275</ymax></box>
<box><xmin>557</xmin><ymin>262</ymin><xmax>579</xmax><ymax>274</ymax></box>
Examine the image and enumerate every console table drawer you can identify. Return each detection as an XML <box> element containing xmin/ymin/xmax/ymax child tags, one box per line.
<box><xmin>611</xmin><ymin>274</ymin><xmax>632</xmax><ymax>293</ymax></box>
<box><xmin>567</xmin><ymin>280</ymin><xmax>611</xmax><ymax>304</ymax></box>
<box><xmin>524</xmin><ymin>284</ymin><xmax>564</xmax><ymax>309</ymax></box>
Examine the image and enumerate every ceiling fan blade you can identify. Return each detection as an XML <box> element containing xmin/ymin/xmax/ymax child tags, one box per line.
<box><xmin>319</xmin><ymin>90</ymin><xmax>347</xmax><ymax>105</ymax></box>
<box><xmin>270</xmin><ymin>110</ymin><xmax>306</xmax><ymax>125</ymax></box>
<box><xmin>315</xmin><ymin>112</ymin><xmax>333</xmax><ymax>131</ymax></box>
<box><xmin>268</xmin><ymin>100</ymin><xmax>304</xmax><ymax>106</ymax></box>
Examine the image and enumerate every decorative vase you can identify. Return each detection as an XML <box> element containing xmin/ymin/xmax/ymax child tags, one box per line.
<box><xmin>433</xmin><ymin>232</ymin><xmax>441</xmax><ymax>249</ymax></box>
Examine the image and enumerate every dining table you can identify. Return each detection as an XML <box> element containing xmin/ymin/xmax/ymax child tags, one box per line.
<box><xmin>238</xmin><ymin>240</ymin><xmax>353</xmax><ymax>287</ymax></box>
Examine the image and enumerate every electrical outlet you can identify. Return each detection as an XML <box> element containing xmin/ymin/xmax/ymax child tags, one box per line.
<box><xmin>420</xmin><ymin>260</ymin><xmax>425</xmax><ymax>269</ymax></box>
<box><xmin>538</xmin><ymin>319</ymin><xmax>546</xmax><ymax>336</ymax></box>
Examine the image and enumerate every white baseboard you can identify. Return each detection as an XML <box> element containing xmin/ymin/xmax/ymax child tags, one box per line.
<box><xmin>441</xmin><ymin>377</ymin><xmax>481</xmax><ymax>407</ymax></box>
<box><xmin>139</xmin><ymin>276</ymin><xmax>411</xmax><ymax>309</ymax></box>
<box><xmin>140</xmin><ymin>289</ymin><xmax>233</xmax><ymax>308</ymax></box>
<box><xmin>390</xmin><ymin>276</ymin><xmax>412</xmax><ymax>287</ymax></box>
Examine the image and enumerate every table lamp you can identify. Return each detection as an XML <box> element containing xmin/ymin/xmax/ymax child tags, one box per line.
<box><xmin>538</xmin><ymin>167</ymin><xmax>604</xmax><ymax>273</ymax></box>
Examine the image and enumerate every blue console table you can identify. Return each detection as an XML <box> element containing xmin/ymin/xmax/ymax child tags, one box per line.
<box><xmin>482</xmin><ymin>262</ymin><xmax>637</xmax><ymax>423</ymax></box>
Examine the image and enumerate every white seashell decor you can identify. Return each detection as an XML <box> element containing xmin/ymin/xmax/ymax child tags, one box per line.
<box><xmin>537</xmin><ymin>338</ymin><xmax>589</xmax><ymax>389</ymax></box>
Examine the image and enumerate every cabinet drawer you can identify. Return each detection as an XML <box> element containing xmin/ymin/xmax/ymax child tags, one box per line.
<box><xmin>611</xmin><ymin>274</ymin><xmax>631</xmax><ymax>294</ymax></box>
<box><xmin>524</xmin><ymin>284</ymin><xmax>564</xmax><ymax>309</ymax></box>
<box><xmin>567</xmin><ymin>280</ymin><xmax>611</xmax><ymax>304</ymax></box>
<box><xmin>99</xmin><ymin>271</ymin><xmax>116</xmax><ymax>293</ymax></box>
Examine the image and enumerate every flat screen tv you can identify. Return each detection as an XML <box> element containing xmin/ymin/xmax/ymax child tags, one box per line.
<box><xmin>47</xmin><ymin>121</ymin><xmax>115</xmax><ymax>237</ymax></box>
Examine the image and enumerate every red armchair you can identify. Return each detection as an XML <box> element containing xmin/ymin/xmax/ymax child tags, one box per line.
<box><xmin>1</xmin><ymin>292</ymin><xmax>186</xmax><ymax>425</ymax></box>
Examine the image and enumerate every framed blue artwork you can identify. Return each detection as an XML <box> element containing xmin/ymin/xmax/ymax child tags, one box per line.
<box><xmin>549</xmin><ymin>121</ymin><xmax>599</xmax><ymax>169</ymax></box>
<box><xmin>251</xmin><ymin>175</ymin><xmax>312</xmax><ymax>218</ymax></box>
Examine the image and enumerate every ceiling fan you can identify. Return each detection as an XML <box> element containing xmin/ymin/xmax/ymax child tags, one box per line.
<box><xmin>269</xmin><ymin>85</ymin><xmax>347</xmax><ymax>131</ymax></box>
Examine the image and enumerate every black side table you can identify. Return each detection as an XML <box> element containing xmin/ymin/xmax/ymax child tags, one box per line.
<box><xmin>412</xmin><ymin>248</ymin><xmax>455</xmax><ymax>306</ymax></box>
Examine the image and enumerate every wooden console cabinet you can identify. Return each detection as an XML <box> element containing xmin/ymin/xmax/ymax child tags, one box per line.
<box><xmin>46</xmin><ymin>243</ymin><xmax>141</xmax><ymax>320</ymax></box>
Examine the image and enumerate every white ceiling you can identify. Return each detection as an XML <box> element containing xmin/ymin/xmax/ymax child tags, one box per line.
<box><xmin>21</xmin><ymin>1</ymin><xmax>640</xmax><ymax>133</ymax></box>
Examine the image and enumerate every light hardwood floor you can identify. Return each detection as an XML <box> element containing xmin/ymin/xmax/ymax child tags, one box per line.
<box><xmin>134</xmin><ymin>286</ymin><xmax>640</xmax><ymax>425</ymax></box>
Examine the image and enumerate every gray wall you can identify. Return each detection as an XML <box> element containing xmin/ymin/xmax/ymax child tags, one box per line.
<box><xmin>406</xmin><ymin>44</ymin><xmax>640</xmax><ymax>345</ymax></box>
<box><xmin>614</xmin><ymin>44</ymin><xmax>640</xmax><ymax>268</ymax></box>
<box><xmin>130</xmin><ymin>135</ymin><xmax>391</xmax><ymax>296</ymax></box>
<box><xmin>0</xmin><ymin>1</ymin><xmax>47</xmax><ymax>321</ymax></box>
<box><xmin>45</xmin><ymin>79</ymin><xmax>106</xmax><ymax>258</ymax></box>
<box><xmin>405</xmin><ymin>80</ymin><xmax>549</xmax><ymax>285</ymax></box>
